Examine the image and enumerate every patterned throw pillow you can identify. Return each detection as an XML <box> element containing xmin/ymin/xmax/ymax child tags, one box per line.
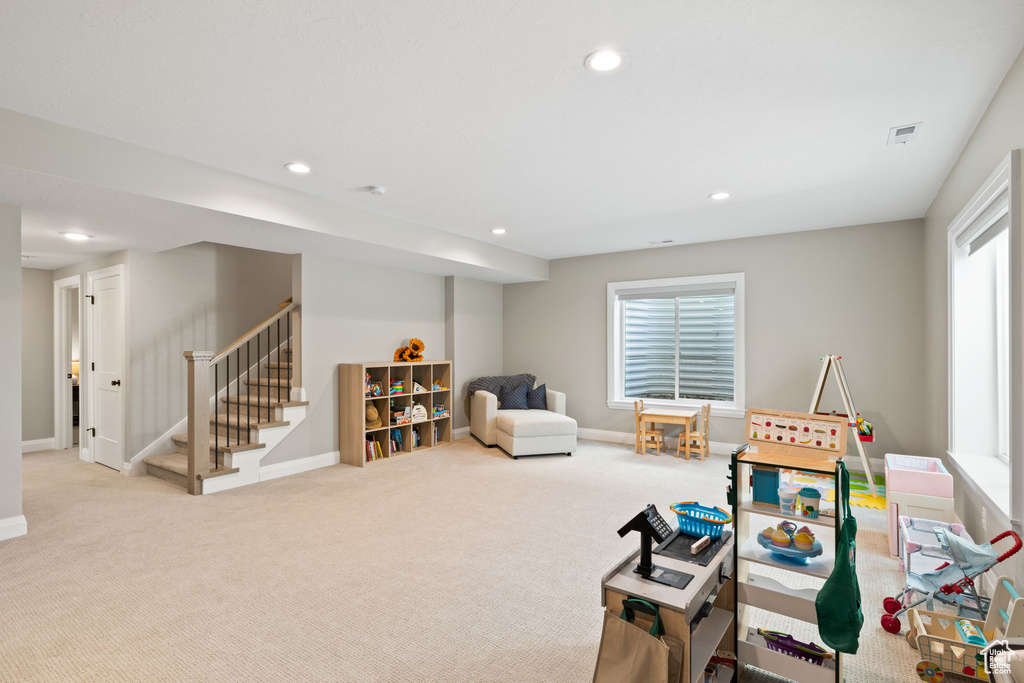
<box><xmin>498</xmin><ymin>384</ymin><xmax>530</xmax><ymax>410</ymax></box>
<box><xmin>527</xmin><ymin>384</ymin><xmax>547</xmax><ymax>410</ymax></box>
<box><xmin>468</xmin><ymin>374</ymin><xmax>536</xmax><ymax>397</ymax></box>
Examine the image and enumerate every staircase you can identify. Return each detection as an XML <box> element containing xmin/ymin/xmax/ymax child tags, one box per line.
<box><xmin>142</xmin><ymin>301</ymin><xmax>307</xmax><ymax>494</ymax></box>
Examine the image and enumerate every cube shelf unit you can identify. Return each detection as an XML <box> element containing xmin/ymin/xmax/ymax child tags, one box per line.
<box><xmin>339</xmin><ymin>360</ymin><xmax>453</xmax><ymax>467</ymax></box>
<box><xmin>729</xmin><ymin>446</ymin><xmax>844</xmax><ymax>683</ymax></box>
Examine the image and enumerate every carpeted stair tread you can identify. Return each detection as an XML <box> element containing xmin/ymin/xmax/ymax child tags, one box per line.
<box><xmin>245</xmin><ymin>377</ymin><xmax>292</xmax><ymax>387</ymax></box>
<box><xmin>143</xmin><ymin>452</ymin><xmax>239</xmax><ymax>481</ymax></box>
<box><xmin>264</xmin><ymin>361</ymin><xmax>293</xmax><ymax>369</ymax></box>
<box><xmin>171</xmin><ymin>433</ymin><xmax>266</xmax><ymax>454</ymax></box>
<box><xmin>209</xmin><ymin>413</ymin><xmax>290</xmax><ymax>430</ymax></box>
<box><xmin>221</xmin><ymin>395</ymin><xmax>308</xmax><ymax>408</ymax></box>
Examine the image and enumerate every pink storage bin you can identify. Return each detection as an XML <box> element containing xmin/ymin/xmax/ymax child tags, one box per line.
<box><xmin>886</xmin><ymin>454</ymin><xmax>955</xmax><ymax>557</ymax></box>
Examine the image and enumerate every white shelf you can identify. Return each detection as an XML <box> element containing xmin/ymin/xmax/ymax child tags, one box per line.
<box><xmin>689</xmin><ymin>607</ymin><xmax>734</xmax><ymax>683</ymax></box>
<box><xmin>737</xmin><ymin>628</ymin><xmax>835</xmax><ymax>683</ymax></box>
<box><xmin>738</xmin><ymin>539</ymin><xmax>834</xmax><ymax>580</ymax></box>
<box><xmin>738</xmin><ymin>503</ymin><xmax>838</xmax><ymax>530</ymax></box>
<box><xmin>737</xmin><ymin>573</ymin><xmax>819</xmax><ymax>624</ymax></box>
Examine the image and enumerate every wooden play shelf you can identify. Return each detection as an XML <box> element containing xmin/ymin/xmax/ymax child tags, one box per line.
<box><xmin>338</xmin><ymin>360</ymin><xmax>452</xmax><ymax>467</ymax></box>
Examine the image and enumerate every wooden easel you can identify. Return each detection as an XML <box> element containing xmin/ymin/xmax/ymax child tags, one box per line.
<box><xmin>809</xmin><ymin>354</ymin><xmax>881</xmax><ymax>498</ymax></box>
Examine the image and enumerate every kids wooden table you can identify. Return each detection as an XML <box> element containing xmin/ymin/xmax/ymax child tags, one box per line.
<box><xmin>640</xmin><ymin>407</ymin><xmax>698</xmax><ymax>458</ymax></box>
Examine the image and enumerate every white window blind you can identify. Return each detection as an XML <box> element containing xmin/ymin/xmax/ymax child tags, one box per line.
<box><xmin>623</xmin><ymin>292</ymin><xmax>736</xmax><ymax>402</ymax></box>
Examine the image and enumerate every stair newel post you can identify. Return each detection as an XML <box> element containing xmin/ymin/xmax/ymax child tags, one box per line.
<box><xmin>290</xmin><ymin>306</ymin><xmax>301</xmax><ymax>398</ymax></box>
<box><xmin>184</xmin><ymin>351</ymin><xmax>212</xmax><ymax>495</ymax></box>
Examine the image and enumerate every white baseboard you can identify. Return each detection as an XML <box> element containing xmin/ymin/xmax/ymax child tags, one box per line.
<box><xmin>79</xmin><ymin>447</ymin><xmax>94</xmax><ymax>463</ymax></box>
<box><xmin>259</xmin><ymin>450</ymin><xmax>340</xmax><ymax>482</ymax></box>
<box><xmin>128</xmin><ymin>416</ymin><xmax>187</xmax><ymax>474</ymax></box>
<box><xmin>453</xmin><ymin>426</ymin><xmax>470</xmax><ymax>439</ymax></box>
<box><xmin>22</xmin><ymin>438</ymin><xmax>55</xmax><ymax>453</ymax></box>
<box><xmin>0</xmin><ymin>515</ymin><xmax>27</xmax><ymax>542</ymax></box>
<box><xmin>577</xmin><ymin>428</ymin><xmax>738</xmax><ymax>455</ymax></box>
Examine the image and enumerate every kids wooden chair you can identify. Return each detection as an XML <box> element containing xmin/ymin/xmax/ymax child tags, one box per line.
<box><xmin>633</xmin><ymin>400</ymin><xmax>665</xmax><ymax>455</ymax></box>
<box><xmin>677</xmin><ymin>403</ymin><xmax>710</xmax><ymax>461</ymax></box>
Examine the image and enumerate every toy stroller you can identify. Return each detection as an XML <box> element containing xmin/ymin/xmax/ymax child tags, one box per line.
<box><xmin>881</xmin><ymin>527</ymin><xmax>1022</xmax><ymax>634</ymax></box>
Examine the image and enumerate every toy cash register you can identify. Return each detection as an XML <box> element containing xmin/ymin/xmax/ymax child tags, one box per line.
<box><xmin>617</xmin><ymin>504</ymin><xmax>694</xmax><ymax>589</ymax></box>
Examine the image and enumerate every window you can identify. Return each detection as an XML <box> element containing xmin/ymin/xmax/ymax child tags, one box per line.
<box><xmin>608</xmin><ymin>273</ymin><xmax>744</xmax><ymax>417</ymax></box>
<box><xmin>947</xmin><ymin>151</ymin><xmax>1020</xmax><ymax>524</ymax></box>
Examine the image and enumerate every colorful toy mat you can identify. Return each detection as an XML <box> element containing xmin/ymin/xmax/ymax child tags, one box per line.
<box><xmin>782</xmin><ymin>469</ymin><xmax>887</xmax><ymax>510</ymax></box>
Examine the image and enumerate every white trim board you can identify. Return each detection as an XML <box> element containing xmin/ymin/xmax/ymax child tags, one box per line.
<box><xmin>453</xmin><ymin>426</ymin><xmax>470</xmax><ymax>439</ymax></box>
<box><xmin>126</xmin><ymin>416</ymin><xmax>187</xmax><ymax>477</ymax></box>
<box><xmin>22</xmin><ymin>438</ymin><xmax>55</xmax><ymax>453</ymax></box>
<box><xmin>259</xmin><ymin>451</ymin><xmax>340</xmax><ymax>482</ymax></box>
<box><xmin>0</xmin><ymin>515</ymin><xmax>28</xmax><ymax>542</ymax></box>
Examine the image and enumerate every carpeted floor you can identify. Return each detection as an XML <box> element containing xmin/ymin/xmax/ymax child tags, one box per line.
<box><xmin>2</xmin><ymin>439</ymin><xmax>921</xmax><ymax>682</ymax></box>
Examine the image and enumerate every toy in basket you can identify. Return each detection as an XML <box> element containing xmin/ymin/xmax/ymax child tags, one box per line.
<box><xmin>756</xmin><ymin>629</ymin><xmax>832</xmax><ymax>666</ymax></box>
<box><xmin>755</xmin><ymin>519</ymin><xmax>823</xmax><ymax>564</ymax></box>
<box><xmin>669</xmin><ymin>502</ymin><xmax>732</xmax><ymax>540</ymax></box>
<box><xmin>904</xmin><ymin>576</ymin><xmax>1024</xmax><ymax>681</ymax></box>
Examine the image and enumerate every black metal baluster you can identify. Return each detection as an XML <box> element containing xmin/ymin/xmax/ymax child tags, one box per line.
<box><xmin>235</xmin><ymin>348</ymin><xmax>240</xmax><ymax>445</ymax></box>
<box><xmin>258</xmin><ymin>330</ymin><xmax>262</xmax><ymax>432</ymax></box>
<box><xmin>246</xmin><ymin>339</ymin><xmax>251</xmax><ymax>435</ymax></box>
<box><xmin>214</xmin><ymin>361</ymin><xmax>219</xmax><ymax>471</ymax></box>
<box><xmin>287</xmin><ymin>310</ymin><xmax>292</xmax><ymax>397</ymax></box>
<box><xmin>276</xmin><ymin>318</ymin><xmax>280</xmax><ymax>406</ymax></box>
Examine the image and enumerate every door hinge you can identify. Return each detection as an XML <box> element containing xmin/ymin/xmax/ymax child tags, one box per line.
<box><xmin>86</xmin><ymin>428</ymin><xmax>95</xmax><ymax>436</ymax></box>
<box><xmin>85</xmin><ymin>295</ymin><xmax>95</xmax><ymax>304</ymax></box>
<box><xmin>91</xmin><ymin>362</ymin><xmax>95</xmax><ymax>371</ymax></box>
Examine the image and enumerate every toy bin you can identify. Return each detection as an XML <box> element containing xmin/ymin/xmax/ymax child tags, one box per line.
<box><xmin>886</xmin><ymin>454</ymin><xmax>955</xmax><ymax>557</ymax></box>
<box><xmin>669</xmin><ymin>502</ymin><xmax>732</xmax><ymax>539</ymax></box>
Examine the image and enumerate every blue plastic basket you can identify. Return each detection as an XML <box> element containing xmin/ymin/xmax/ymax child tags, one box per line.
<box><xmin>670</xmin><ymin>501</ymin><xmax>732</xmax><ymax>539</ymax></box>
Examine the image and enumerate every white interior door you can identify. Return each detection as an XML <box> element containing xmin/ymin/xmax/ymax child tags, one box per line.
<box><xmin>88</xmin><ymin>266</ymin><xmax>126</xmax><ymax>471</ymax></box>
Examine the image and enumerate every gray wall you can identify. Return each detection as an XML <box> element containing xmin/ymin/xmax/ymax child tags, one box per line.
<box><xmin>503</xmin><ymin>219</ymin><xmax>928</xmax><ymax>457</ymax></box>
<box><xmin>0</xmin><ymin>204</ymin><xmax>23</xmax><ymax>524</ymax></box>
<box><xmin>923</xmin><ymin>46</ymin><xmax>1024</xmax><ymax>582</ymax></box>
<box><xmin>444</xmin><ymin>276</ymin><xmax>503</xmax><ymax>429</ymax></box>
<box><xmin>21</xmin><ymin>268</ymin><xmax>53</xmax><ymax>442</ymax></box>
<box><xmin>262</xmin><ymin>254</ymin><xmax>445</xmax><ymax>465</ymax></box>
<box><xmin>53</xmin><ymin>243</ymin><xmax>292</xmax><ymax>461</ymax></box>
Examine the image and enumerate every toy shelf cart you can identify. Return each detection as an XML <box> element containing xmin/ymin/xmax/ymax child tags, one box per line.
<box><xmin>729</xmin><ymin>408</ymin><xmax>849</xmax><ymax>683</ymax></box>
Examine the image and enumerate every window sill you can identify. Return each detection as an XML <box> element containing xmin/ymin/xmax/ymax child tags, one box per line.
<box><xmin>607</xmin><ymin>399</ymin><xmax>746</xmax><ymax>419</ymax></box>
<box><xmin>945</xmin><ymin>451</ymin><xmax>1012</xmax><ymax>527</ymax></box>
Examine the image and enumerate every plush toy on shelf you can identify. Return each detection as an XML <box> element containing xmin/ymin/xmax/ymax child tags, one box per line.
<box><xmin>393</xmin><ymin>337</ymin><xmax>426</xmax><ymax>362</ymax></box>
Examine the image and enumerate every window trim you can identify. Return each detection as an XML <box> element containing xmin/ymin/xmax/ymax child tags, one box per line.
<box><xmin>607</xmin><ymin>273</ymin><xmax>745</xmax><ymax>418</ymax></box>
<box><xmin>946</xmin><ymin>150</ymin><xmax>1022</xmax><ymax>527</ymax></box>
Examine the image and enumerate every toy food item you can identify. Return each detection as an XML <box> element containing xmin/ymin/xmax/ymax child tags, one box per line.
<box><xmin>777</xmin><ymin>435</ymin><xmax>783</xmax><ymax>441</ymax></box>
<box><xmin>803</xmin><ymin>426</ymin><xmax>810</xmax><ymax>432</ymax></box>
<box><xmin>788</xmin><ymin>425</ymin><xmax>798</xmax><ymax>431</ymax></box>
<box><xmin>794</xmin><ymin>531</ymin><xmax>814</xmax><ymax>551</ymax></box>
<box><xmin>815</xmin><ymin>440</ymin><xmax>822</xmax><ymax>446</ymax></box>
<box><xmin>761</xmin><ymin>527</ymin><xmax>775</xmax><ymax>539</ymax></box>
<box><xmin>790</xmin><ymin>437</ymin><xmax>796</xmax><ymax>442</ymax></box>
<box><xmin>830</xmin><ymin>428</ymin><xmax>837</xmax><ymax>435</ymax></box>
<box><xmin>771</xmin><ymin>529</ymin><xmax>792</xmax><ymax>547</ymax></box>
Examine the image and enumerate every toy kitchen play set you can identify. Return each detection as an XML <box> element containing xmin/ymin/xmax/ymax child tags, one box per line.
<box><xmin>596</xmin><ymin>408</ymin><xmax>856</xmax><ymax>683</ymax></box>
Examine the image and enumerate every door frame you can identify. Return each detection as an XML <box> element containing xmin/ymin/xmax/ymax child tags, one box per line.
<box><xmin>53</xmin><ymin>275</ymin><xmax>83</xmax><ymax>453</ymax></box>
<box><xmin>86</xmin><ymin>264</ymin><xmax>129</xmax><ymax>471</ymax></box>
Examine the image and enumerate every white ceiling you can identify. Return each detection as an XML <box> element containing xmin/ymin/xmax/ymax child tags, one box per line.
<box><xmin>3</xmin><ymin>0</ymin><xmax>1024</xmax><ymax>265</ymax></box>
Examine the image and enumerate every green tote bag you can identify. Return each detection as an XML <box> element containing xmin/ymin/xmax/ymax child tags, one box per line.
<box><xmin>814</xmin><ymin>461</ymin><xmax>863</xmax><ymax>654</ymax></box>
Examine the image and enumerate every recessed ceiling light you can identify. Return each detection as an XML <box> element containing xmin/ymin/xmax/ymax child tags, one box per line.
<box><xmin>709</xmin><ymin>192</ymin><xmax>730</xmax><ymax>200</ymax></box>
<box><xmin>585</xmin><ymin>50</ymin><xmax>624</xmax><ymax>72</ymax></box>
<box><xmin>61</xmin><ymin>231</ymin><xmax>92</xmax><ymax>241</ymax></box>
<box><xmin>491</xmin><ymin>227</ymin><xmax>506</xmax><ymax>235</ymax></box>
<box><xmin>285</xmin><ymin>162</ymin><xmax>311</xmax><ymax>174</ymax></box>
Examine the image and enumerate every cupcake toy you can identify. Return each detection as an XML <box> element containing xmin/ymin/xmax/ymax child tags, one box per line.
<box><xmin>794</xmin><ymin>531</ymin><xmax>814</xmax><ymax>551</ymax></box>
<box><xmin>771</xmin><ymin>528</ymin><xmax>792</xmax><ymax>548</ymax></box>
<box><xmin>761</xmin><ymin>527</ymin><xmax>775</xmax><ymax>540</ymax></box>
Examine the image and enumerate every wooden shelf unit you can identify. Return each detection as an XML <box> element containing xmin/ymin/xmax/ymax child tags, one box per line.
<box><xmin>339</xmin><ymin>360</ymin><xmax>453</xmax><ymax>467</ymax></box>
<box><xmin>730</xmin><ymin>447</ymin><xmax>844</xmax><ymax>683</ymax></box>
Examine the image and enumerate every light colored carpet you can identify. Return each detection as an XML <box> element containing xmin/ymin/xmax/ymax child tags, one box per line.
<box><xmin>2</xmin><ymin>439</ymin><xmax>919</xmax><ymax>682</ymax></box>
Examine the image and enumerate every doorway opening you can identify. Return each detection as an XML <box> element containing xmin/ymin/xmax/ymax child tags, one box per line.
<box><xmin>53</xmin><ymin>276</ymin><xmax>83</xmax><ymax>452</ymax></box>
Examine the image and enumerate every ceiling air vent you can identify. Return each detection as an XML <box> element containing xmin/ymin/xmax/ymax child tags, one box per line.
<box><xmin>887</xmin><ymin>122</ymin><xmax>922</xmax><ymax>146</ymax></box>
